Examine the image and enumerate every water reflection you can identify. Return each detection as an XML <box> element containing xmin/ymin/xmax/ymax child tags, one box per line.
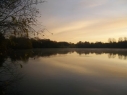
<box><xmin>16</xmin><ymin>48</ymin><xmax>127</xmax><ymax>95</ymax></box>
<box><xmin>0</xmin><ymin>60</ymin><xmax>23</xmax><ymax>95</ymax></box>
<box><xmin>0</xmin><ymin>48</ymin><xmax>127</xmax><ymax>95</ymax></box>
<box><xmin>2</xmin><ymin>49</ymin><xmax>127</xmax><ymax>63</ymax></box>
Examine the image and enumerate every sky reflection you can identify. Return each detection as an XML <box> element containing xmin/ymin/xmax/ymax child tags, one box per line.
<box><xmin>20</xmin><ymin>49</ymin><xmax>127</xmax><ymax>95</ymax></box>
<box><xmin>37</xmin><ymin>52</ymin><xmax>127</xmax><ymax>78</ymax></box>
<box><xmin>1</xmin><ymin>49</ymin><xmax>127</xmax><ymax>95</ymax></box>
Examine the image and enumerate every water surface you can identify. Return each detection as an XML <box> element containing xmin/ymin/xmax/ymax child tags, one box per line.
<box><xmin>1</xmin><ymin>48</ymin><xmax>127</xmax><ymax>95</ymax></box>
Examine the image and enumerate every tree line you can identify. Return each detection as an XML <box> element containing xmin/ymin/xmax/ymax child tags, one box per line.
<box><xmin>76</xmin><ymin>38</ymin><xmax>127</xmax><ymax>48</ymax></box>
<box><xmin>1</xmin><ymin>33</ymin><xmax>127</xmax><ymax>50</ymax></box>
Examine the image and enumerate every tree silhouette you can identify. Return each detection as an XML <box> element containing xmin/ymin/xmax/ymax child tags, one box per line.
<box><xmin>0</xmin><ymin>0</ymin><xmax>44</xmax><ymax>38</ymax></box>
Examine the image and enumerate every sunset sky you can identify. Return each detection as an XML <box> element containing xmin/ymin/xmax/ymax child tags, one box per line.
<box><xmin>37</xmin><ymin>0</ymin><xmax>127</xmax><ymax>43</ymax></box>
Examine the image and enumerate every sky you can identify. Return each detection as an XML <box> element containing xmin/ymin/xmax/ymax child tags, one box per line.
<box><xmin>37</xmin><ymin>0</ymin><xmax>127</xmax><ymax>43</ymax></box>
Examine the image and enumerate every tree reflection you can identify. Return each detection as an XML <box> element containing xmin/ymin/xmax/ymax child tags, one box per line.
<box><xmin>1</xmin><ymin>49</ymin><xmax>127</xmax><ymax>65</ymax></box>
<box><xmin>118</xmin><ymin>55</ymin><xmax>127</xmax><ymax>60</ymax></box>
<box><xmin>0</xmin><ymin>60</ymin><xmax>23</xmax><ymax>95</ymax></box>
<box><xmin>108</xmin><ymin>53</ymin><xmax>116</xmax><ymax>58</ymax></box>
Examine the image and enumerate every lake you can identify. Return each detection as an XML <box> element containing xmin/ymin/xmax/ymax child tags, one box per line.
<box><xmin>0</xmin><ymin>48</ymin><xmax>127</xmax><ymax>95</ymax></box>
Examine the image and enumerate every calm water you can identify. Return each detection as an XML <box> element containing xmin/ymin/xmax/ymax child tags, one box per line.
<box><xmin>0</xmin><ymin>48</ymin><xmax>127</xmax><ymax>95</ymax></box>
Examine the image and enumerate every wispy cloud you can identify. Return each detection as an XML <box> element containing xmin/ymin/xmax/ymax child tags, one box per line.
<box><xmin>47</xmin><ymin>16</ymin><xmax>127</xmax><ymax>42</ymax></box>
<box><xmin>79</xmin><ymin>0</ymin><xmax>108</xmax><ymax>8</ymax></box>
<box><xmin>38</xmin><ymin>0</ymin><xmax>127</xmax><ymax>43</ymax></box>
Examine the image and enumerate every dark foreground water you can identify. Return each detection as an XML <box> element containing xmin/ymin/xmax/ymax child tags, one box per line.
<box><xmin>0</xmin><ymin>48</ymin><xmax>127</xmax><ymax>95</ymax></box>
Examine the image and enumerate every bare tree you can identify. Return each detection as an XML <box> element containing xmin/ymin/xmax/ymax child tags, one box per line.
<box><xmin>0</xmin><ymin>0</ymin><xmax>45</xmax><ymax>38</ymax></box>
<box><xmin>108</xmin><ymin>38</ymin><xmax>116</xmax><ymax>43</ymax></box>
